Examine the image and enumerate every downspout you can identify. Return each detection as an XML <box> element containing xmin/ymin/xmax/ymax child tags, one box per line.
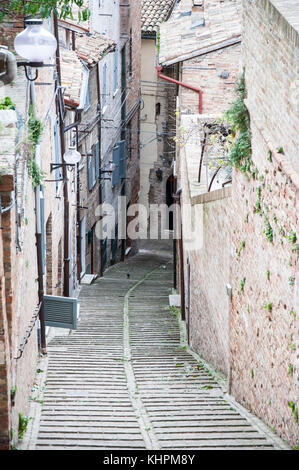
<box><xmin>156</xmin><ymin>66</ymin><xmax>203</xmax><ymax>114</ymax></box>
<box><xmin>96</xmin><ymin>62</ymin><xmax>104</xmax><ymax>277</ymax></box>
<box><xmin>173</xmin><ymin>188</ymin><xmax>185</xmax><ymax>322</ymax></box>
<box><xmin>30</xmin><ymin>79</ymin><xmax>46</xmax><ymax>354</ymax></box>
<box><xmin>53</xmin><ymin>11</ymin><xmax>70</xmax><ymax>297</ymax></box>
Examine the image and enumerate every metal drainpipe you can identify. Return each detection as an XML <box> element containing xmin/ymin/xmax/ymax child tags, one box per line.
<box><xmin>53</xmin><ymin>11</ymin><xmax>70</xmax><ymax>297</ymax></box>
<box><xmin>30</xmin><ymin>78</ymin><xmax>47</xmax><ymax>354</ymax></box>
<box><xmin>173</xmin><ymin>188</ymin><xmax>185</xmax><ymax>322</ymax></box>
<box><xmin>156</xmin><ymin>66</ymin><xmax>203</xmax><ymax>114</ymax></box>
<box><xmin>96</xmin><ymin>62</ymin><xmax>104</xmax><ymax>277</ymax></box>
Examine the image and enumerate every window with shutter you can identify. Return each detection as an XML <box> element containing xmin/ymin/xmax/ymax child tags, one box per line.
<box><xmin>112</xmin><ymin>145</ymin><xmax>120</xmax><ymax>188</ymax></box>
<box><xmin>95</xmin><ymin>141</ymin><xmax>100</xmax><ymax>180</ymax></box>
<box><xmin>88</xmin><ymin>154</ymin><xmax>93</xmax><ymax>190</ymax></box>
<box><xmin>44</xmin><ymin>295</ymin><xmax>78</xmax><ymax>329</ymax></box>
<box><xmin>118</xmin><ymin>140</ymin><xmax>126</xmax><ymax>179</ymax></box>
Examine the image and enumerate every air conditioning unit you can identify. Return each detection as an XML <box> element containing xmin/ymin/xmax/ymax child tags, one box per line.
<box><xmin>44</xmin><ymin>295</ymin><xmax>79</xmax><ymax>330</ymax></box>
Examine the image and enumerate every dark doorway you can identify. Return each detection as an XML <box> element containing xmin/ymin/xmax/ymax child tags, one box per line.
<box><xmin>166</xmin><ymin>175</ymin><xmax>175</xmax><ymax>230</ymax></box>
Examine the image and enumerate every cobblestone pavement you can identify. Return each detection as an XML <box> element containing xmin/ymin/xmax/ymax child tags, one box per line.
<box><xmin>23</xmin><ymin>245</ymin><xmax>289</xmax><ymax>450</ymax></box>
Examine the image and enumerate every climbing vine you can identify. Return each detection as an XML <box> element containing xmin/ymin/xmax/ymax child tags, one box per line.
<box><xmin>224</xmin><ymin>72</ymin><xmax>252</xmax><ymax>174</ymax></box>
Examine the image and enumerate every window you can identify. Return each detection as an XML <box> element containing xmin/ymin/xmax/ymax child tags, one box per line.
<box><xmin>113</xmin><ymin>48</ymin><xmax>119</xmax><ymax>93</ymax></box>
<box><xmin>102</xmin><ymin>63</ymin><xmax>107</xmax><ymax>110</ymax></box>
<box><xmin>87</xmin><ymin>142</ymin><xmax>100</xmax><ymax>190</ymax></box>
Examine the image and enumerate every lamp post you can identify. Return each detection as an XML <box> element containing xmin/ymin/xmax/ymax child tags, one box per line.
<box><xmin>13</xmin><ymin>19</ymin><xmax>57</xmax><ymax>355</ymax></box>
<box><xmin>14</xmin><ymin>18</ymin><xmax>57</xmax><ymax>81</ymax></box>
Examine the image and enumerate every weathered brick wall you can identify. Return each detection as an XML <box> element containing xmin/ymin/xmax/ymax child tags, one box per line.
<box><xmin>242</xmin><ymin>0</ymin><xmax>299</xmax><ymax>174</ymax></box>
<box><xmin>78</xmin><ymin>66</ymin><xmax>101</xmax><ymax>275</ymax></box>
<box><xmin>0</xmin><ymin>206</ymin><xmax>11</xmax><ymax>450</ymax></box>
<box><xmin>228</xmin><ymin>0</ymin><xmax>299</xmax><ymax>446</ymax></box>
<box><xmin>180</xmin><ymin>43</ymin><xmax>241</xmax><ymax>115</ymax></box>
<box><xmin>188</xmin><ymin>197</ymin><xmax>232</xmax><ymax>377</ymax></box>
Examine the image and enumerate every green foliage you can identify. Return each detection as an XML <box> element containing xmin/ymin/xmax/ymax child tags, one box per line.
<box><xmin>18</xmin><ymin>412</ymin><xmax>31</xmax><ymax>440</ymax></box>
<box><xmin>266</xmin><ymin>270</ymin><xmax>270</xmax><ymax>281</ymax></box>
<box><xmin>0</xmin><ymin>1</ymin><xmax>90</xmax><ymax>22</ymax></box>
<box><xmin>288</xmin><ymin>401</ymin><xmax>298</xmax><ymax>423</ymax></box>
<box><xmin>237</xmin><ymin>240</ymin><xmax>246</xmax><ymax>257</ymax></box>
<box><xmin>10</xmin><ymin>386</ymin><xmax>17</xmax><ymax>401</ymax></box>
<box><xmin>27</xmin><ymin>158</ymin><xmax>45</xmax><ymax>188</ymax></box>
<box><xmin>0</xmin><ymin>96</ymin><xmax>16</xmax><ymax>110</ymax></box>
<box><xmin>264</xmin><ymin>302</ymin><xmax>272</xmax><ymax>313</ymax></box>
<box><xmin>264</xmin><ymin>221</ymin><xmax>273</xmax><ymax>242</ymax></box>
<box><xmin>28</xmin><ymin>109</ymin><xmax>43</xmax><ymax>146</ymax></box>
<box><xmin>240</xmin><ymin>277</ymin><xmax>246</xmax><ymax>292</ymax></box>
<box><xmin>225</xmin><ymin>72</ymin><xmax>252</xmax><ymax>172</ymax></box>
<box><xmin>288</xmin><ymin>363</ymin><xmax>294</xmax><ymax>377</ymax></box>
<box><xmin>288</xmin><ymin>276</ymin><xmax>295</xmax><ymax>287</ymax></box>
<box><xmin>287</xmin><ymin>230</ymin><xmax>297</xmax><ymax>244</ymax></box>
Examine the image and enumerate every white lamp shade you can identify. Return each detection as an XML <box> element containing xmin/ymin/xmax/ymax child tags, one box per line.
<box><xmin>14</xmin><ymin>20</ymin><xmax>57</xmax><ymax>62</ymax></box>
<box><xmin>105</xmin><ymin>162</ymin><xmax>117</xmax><ymax>172</ymax></box>
<box><xmin>63</xmin><ymin>149</ymin><xmax>82</xmax><ymax>165</ymax></box>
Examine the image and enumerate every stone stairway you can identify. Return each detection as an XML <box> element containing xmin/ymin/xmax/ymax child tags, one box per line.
<box><xmin>25</xmin><ymin>247</ymin><xmax>288</xmax><ymax>450</ymax></box>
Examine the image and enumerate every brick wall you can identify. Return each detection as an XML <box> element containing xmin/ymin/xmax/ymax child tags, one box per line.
<box><xmin>227</xmin><ymin>0</ymin><xmax>299</xmax><ymax>446</ymax></box>
<box><xmin>180</xmin><ymin>43</ymin><xmax>241</xmax><ymax>115</ymax></box>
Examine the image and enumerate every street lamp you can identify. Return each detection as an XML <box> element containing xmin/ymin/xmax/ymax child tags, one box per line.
<box><xmin>14</xmin><ymin>19</ymin><xmax>57</xmax><ymax>81</ymax></box>
<box><xmin>50</xmin><ymin>149</ymin><xmax>82</xmax><ymax>173</ymax></box>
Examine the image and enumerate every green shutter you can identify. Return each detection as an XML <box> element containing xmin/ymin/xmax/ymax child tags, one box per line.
<box><xmin>44</xmin><ymin>295</ymin><xmax>78</xmax><ymax>330</ymax></box>
<box><xmin>88</xmin><ymin>154</ymin><xmax>93</xmax><ymax>190</ymax></box>
<box><xmin>118</xmin><ymin>140</ymin><xmax>126</xmax><ymax>179</ymax></box>
<box><xmin>112</xmin><ymin>145</ymin><xmax>120</xmax><ymax>187</ymax></box>
<box><xmin>95</xmin><ymin>141</ymin><xmax>100</xmax><ymax>180</ymax></box>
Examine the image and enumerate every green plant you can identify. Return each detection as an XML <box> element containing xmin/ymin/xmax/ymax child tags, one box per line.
<box><xmin>266</xmin><ymin>270</ymin><xmax>270</xmax><ymax>281</ymax></box>
<box><xmin>240</xmin><ymin>277</ymin><xmax>246</xmax><ymax>292</ymax></box>
<box><xmin>28</xmin><ymin>109</ymin><xmax>43</xmax><ymax>146</ymax></box>
<box><xmin>27</xmin><ymin>158</ymin><xmax>45</xmax><ymax>188</ymax></box>
<box><xmin>267</xmin><ymin>150</ymin><xmax>272</xmax><ymax>162</ymax></box>
<box><xmin>18</xmin><ymin>412</ymin><xmax>31</xmax><ymax>440</ymax></box>
<box><xmin>288</xmin><ymin>363</ymin><xmax>294</xmax><ymax>377</ymax></box>
<box><xmin>264</xmin><ymin>221</ymin><xmax>274</xmax><ymax>242</ymax></box>
<box><xmin>238</xmin><ymin>240</ymin><xmax>246</xmax><ymax>256</ymax></box>
<box><xmin>288</xmin><ymin>276</ymin><xmax>295</xmax><ymax>286</ymax></box>
<box><xmin>250</xmin><ymin>368</ymin><xmax>254</xmax><ymax>379</ymax></box>
<box><xmin>264</xmin><ymin>302</ymin><xmax>272</xmax><ymax>313</ymax></box>
<box><xmin>294</xmin><ymin>441</ymin><xmax>299</xmax><ymax>450</ymax></box>
<box><xmin>288</xmin><ymin>401</ymin><xmax>298</xmax><ymax>423</ymax></box>
<box><xmin>287</xmin><ymin>230</ymin><xmax>297</xmax><ymax>244</ymax></box>
<box><xmin>277</xmin><ymin>147</ymin><xmax>284</xmax><ymax>154</ymax></box>
<box><xmin>10</xmin><ymin>386</ymin><xmax>17</xmax><ymax>402</ymax></box>
<box><xmin>225</xmin><ymin>72</ymin><xmax>252</xmax><ymax>173</ymax></box>
<box><xmin>0</xmin><ymin>96</ymin><xmax>16</xmax><ymax>110</ymax></box>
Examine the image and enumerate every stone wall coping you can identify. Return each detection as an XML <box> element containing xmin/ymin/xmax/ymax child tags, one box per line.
<box><xmin>269</xmin><ymin>0</ymin><xmax>299</xmax><ymax>37</ymax></box>
<box><xmin>191</xmin><ymin>186</ymin><xmax>232</xmax><ymax>206</ymax></box>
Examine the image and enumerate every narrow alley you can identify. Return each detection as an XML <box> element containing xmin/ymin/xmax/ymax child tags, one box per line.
<box><xmin>21</xmin><ymin>244</ymin><xmax>288</xmax><ymax>451</ymax></box>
